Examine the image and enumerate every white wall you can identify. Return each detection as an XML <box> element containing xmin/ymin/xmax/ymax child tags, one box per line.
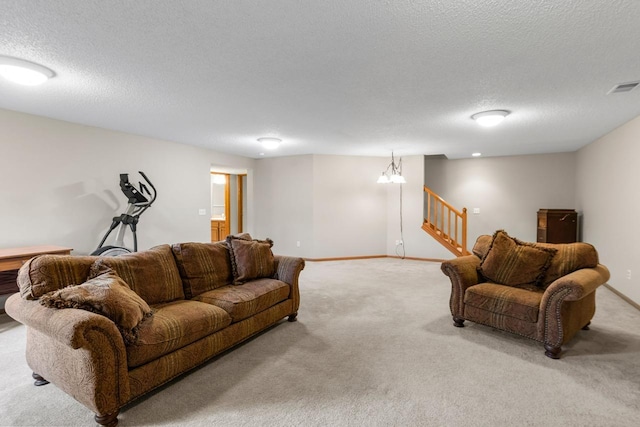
<box><xmin>387</xmin><ymin>155</ymin><xmax>452</xmax><ymax>259</ymax></box>
<box><xmin>440</xmin><ymin>153</ymin><xmax>577</xmax><ymax>245</ymax></box>
<box><xmin>312</xmin><ymin>155</ymin><xmax>387</xmax><ymax>258</ymax></box>
<box><xmin>253</xmin><ymin>155</ymin><xmax>315</xmax><ymax>257</ymax></box>
<box><xmin>0</xmin><ymin>108</ymin><xmax>255</xmax><ymax>255</ymax></box>
<box><xmin>576</xmin><ymin>115</ymin><xmax>640</xmax><ymax>305</ymax></box>
<box><xmin>253</xmin><ymin>154</ymin><xmax>388</xmax><ymax>259</ymax></box>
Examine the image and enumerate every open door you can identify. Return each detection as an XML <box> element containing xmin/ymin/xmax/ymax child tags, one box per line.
<box><xmin>211</xmin><ymin>172</ymin><xmax>245</xmax><ymax>241</ymax></box>
<box><xmin>210</xmin><ymin>173</ymin><xmax>230</xmax><ymax>241</ymax></box>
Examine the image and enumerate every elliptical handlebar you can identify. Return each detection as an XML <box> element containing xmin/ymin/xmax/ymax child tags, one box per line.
<box><xmin>119</xmin><ymin>171</ymin><xmax>157</xmax><ymax>218</ymax></box>
<box><xmin>92</xmin><ymin>170</ymin><xmax>157</xmax><ymax>256</ymax></box>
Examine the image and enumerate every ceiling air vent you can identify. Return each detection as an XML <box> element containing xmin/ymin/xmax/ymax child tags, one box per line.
<box><xmin>608</xmin><ymin>81</ymin><xmax>640</xmax><ymax>94</ymax></box>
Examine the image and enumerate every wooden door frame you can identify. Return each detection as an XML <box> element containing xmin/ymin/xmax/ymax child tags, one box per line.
<box><xmin>224</xmin><ymin>174</ymin><xmax>231</xmax><ymax>237</ymax></box>
<box><xmin>237</xmin><ymin>174</ymin><xmax>246</xmax><ymax>233</ymax></box>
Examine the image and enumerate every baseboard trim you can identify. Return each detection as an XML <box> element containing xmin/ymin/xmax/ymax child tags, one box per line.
<box><xmin>304</xmin><ymin>255</ymin><xmax>387</xmax><ymax>262</ymax></box>
<box><xmin>604</xmin><ymin>284</ymin><xmax>640</xmax><ymax>311</ymax></box>
<box><xmin>304</xmin><ymin>255</ymin><xmax>444</xmax><ymax>263</ymax></box>
<box><xmin>387</xmin><ymin>255</ymin><xmax>447</xmax><ymax>262</ymax></box>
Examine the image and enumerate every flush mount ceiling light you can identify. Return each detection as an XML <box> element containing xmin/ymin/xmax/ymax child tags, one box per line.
<box><xmin>472</xmin><ymin>152</ymin><xmax>482</xmax><ymax>157</ymax></box>
<box><xmin>0</xmin><ymin>56</ymin><xmax>55</xmax><ymax>86</ymax></box>
<box><xmin>257</xmin><ymin>137</ymin><xmax>282</xmax><ymax>150</ymax></box>
<box><xmin>471</xmin><ymin>110</ymin><xmax>510</xmax><ymax>127</ymax></box>
<box><xmin>377</xmin><ymin>152</ymin><xmax>406</xmax><ymax>184</ymax></box>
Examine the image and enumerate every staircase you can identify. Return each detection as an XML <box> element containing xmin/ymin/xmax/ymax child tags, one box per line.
<box><xmin>422</xmin><ymin>186</ymin><xmax>470</xmax><ymax>257</ymax></box>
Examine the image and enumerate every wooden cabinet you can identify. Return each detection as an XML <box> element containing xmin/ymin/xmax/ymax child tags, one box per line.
<box><xmin>211</xmin><ymin>220</ymin><xmax>228</xmax><ymax>242</ymax></box>
<box><xmin>537</xmin><ymin>209</ymin><xmax>577</xmax><ymax>243</ymax></box>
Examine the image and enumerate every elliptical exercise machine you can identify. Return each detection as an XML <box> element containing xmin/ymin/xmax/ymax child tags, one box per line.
<box><xmin>91</xmin><ymin>171</ymin><xmax>157</xmax><ymax>256</ymax></box>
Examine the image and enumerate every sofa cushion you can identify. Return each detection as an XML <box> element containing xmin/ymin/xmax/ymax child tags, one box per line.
<box><xmin>96</xmin><ymin>245</ymin><xmax>184</xmax><ymax>305</ymax></box>
<box><xmin>464</xmin><ymin>283</ymin><xmax>544</xmax><ymax>323</ymax></box>
<box><xmin>171</xmin><ymin>242</ymin><xmax>233</xmax><ymax>298</ymax></box>
<box><xmin>193</xmin><ymin>278</ymin><xmax>290</xmax><ymax>322</ymax></box>
<box><xmin>18</xmin><ymin>255</ymin><xmax>97</xmax><ymax>299</ymax></box>
<box><xmin>479</xmin><ymin>230</ymin><xmax>557</xmax><ymax>287</ymax></box>
<box><xmin>126</xmin><ymin>300</ymin><xmax>231</xmax><ymax>368</ymax></box>
<box><xmin>535</xmin><ymin>242</ymin><xmax>599</xmax><ymax>287</ymax></box>
<box><xmin>39</xmin><ymin>267</ymin><xmax>153</xmax><ymax>344</ymax></box>
<box><xmin>226</xmin><ymin>236</ymin><xmax>276</xmax><ymax>285</ymax></box>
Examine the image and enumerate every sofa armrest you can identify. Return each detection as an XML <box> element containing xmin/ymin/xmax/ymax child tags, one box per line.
<box><xmin>441</xmin><ymin>255</ymin><xmax>482</xmax><ymax>319</ymax></box>
<box><xmin>5</xmin><ymin>293</ymin><xmax>124</xmax><ymax>349</ymax></box>
<box><xmin>4</xmin><ymin>293</ymin><xmax>130</xmax><ymax>415</ymax></box>
<box><xmin>274</xmin><ymin>255</ymin><xmax>305</xmax><ymax>315</ymax></box>
<box><xmin>540</xmin><ymin>264</ymin><xmax>610</xmax><ymax>347</ymax></box>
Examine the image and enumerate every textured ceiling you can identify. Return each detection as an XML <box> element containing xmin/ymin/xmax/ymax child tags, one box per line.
<box><xmin>1</xmin><ymin>0</ymin><xmax>640</xmax><ymax>159</ymax></box>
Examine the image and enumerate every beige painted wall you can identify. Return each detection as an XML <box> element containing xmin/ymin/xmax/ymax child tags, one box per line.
<box><xmin>576</xmin><ymin>115</ymin><xmax>640</xmax><ymax>305</ymax></box>
<box><xmin>439</xmin><ymin>153</ymin><xmax>577</xmax><ymax>245</ymax></box>
<box><xmin>312</xmin><ymin>155</ymin><xmax>388</xmax><ymax>258</ymax></box>
<box><xmin>253</xmin><ymin>155</ymin><xmax>315</xmax><ymax>257</ymax></box>
<box><xmin>253</xmin><ymin>154</ymin><xmax>388</xmax><ymax>258</ymax></box>
<box><xmin>0</xmin><ymin>108</ymin><xmax>255</xmax><ymax>255</ymax></box>
<box><xmin>386</xmin><ymin>155</ymin><xmax>452</xmax><ymax>259</ymax></box>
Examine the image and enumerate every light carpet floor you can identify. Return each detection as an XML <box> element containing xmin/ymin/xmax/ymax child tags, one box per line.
<box><xmin>1</xmin><ymin>258</ymin><xmax>640</xmax><ymax>426</ymax></box>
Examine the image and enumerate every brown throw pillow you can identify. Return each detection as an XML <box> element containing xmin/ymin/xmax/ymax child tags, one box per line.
<box><xmin>479</xmin><ymin>230</ymin><xmax>557</xmax><ymax>287</ymax></box>
<box><xmin>96</xmin><ymin>244</ymin><xmax>185</xmax><ymax>305</ymax></box>
<box><xmin>39</xmin><ymin>267</ymin><xmax>153</xmax><ymax>344</ymax></box>
<box><xmin>226</xmin><ymin>235</ymin><xmax>276</xmax><ymax>285</ymax></box>
<box><xmin>171</xmin><ymin>242</ymin><xmax>233</xmax><ymax>298</ymax></box>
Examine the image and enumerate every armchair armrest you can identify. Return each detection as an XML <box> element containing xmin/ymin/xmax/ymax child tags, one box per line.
<box><xmin>274</xmin><ymin>255</ymin><xmax>305</xmax><ymax>315</ymax></box>
<box><xmin>543</xmin><ymin>264</ymin><xmax>610</xmax><ymax>301</ymax></box>
<box><xmin>441</xmin><ymin>255</ymin><xmax>482</xmax><ymax>318</ymax></box>
<box><xmin>540</xmin><ymin>264</ymin><xmax>610</xmax><ymax>348</ymax></box>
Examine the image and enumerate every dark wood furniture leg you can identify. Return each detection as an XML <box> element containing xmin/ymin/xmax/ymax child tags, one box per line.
<box><xmin>582</xmin><ymin>321</ymin><xmax>591</xmax><ymax>330</ymax></box>
<box><xmin>32</xmin><ymin>372</ymin><xmax>49</xmax><ymax>386</ymax></box>
<box><xmin>95</xmin><ymin>411</ymin><xmax>119</xmax><ymax>427</ymax></box>
<box><xmin>453</xmin><ymin>316</ymin><xmax>465</xmax><ymax>327</ymax></box>
<box><xmin>544</xmin><ymin>344</ymin><xmax>561</xmax><ymax>359</ymax></box>
<box><xmin>288</xmin><ymin>313</ymin><xmax>298</xmax><ymax>322</ymax></box>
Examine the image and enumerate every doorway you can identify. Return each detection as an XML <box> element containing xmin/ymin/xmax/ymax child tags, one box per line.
<box><xmin>210</xmin><ymin>172</ymin><xmax>247</xmax><ymax>241</ymax></box>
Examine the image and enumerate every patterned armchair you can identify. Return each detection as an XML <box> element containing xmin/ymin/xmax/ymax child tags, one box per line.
<box><xmin>441</xmin><ymin>230</ymin><xmax>610</xmax><ymax>359</ymax></box>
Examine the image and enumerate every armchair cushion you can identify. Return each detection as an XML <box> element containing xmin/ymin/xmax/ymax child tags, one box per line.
<box><xmin>464</xmin><ymin>283</ymin><xmax>544</xmax><ymax>323</ymax></box>
<box><xmin>39</xmin><ymin>267</ymin><xmax>153</xmax><ymax>344</ymax></box>
<box><xmin>479</xmin><ymin>230</ymin><xmax>557</xmax><ymax>287</ymax></box>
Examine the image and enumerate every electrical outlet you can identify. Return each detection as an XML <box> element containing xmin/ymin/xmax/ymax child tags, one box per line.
<box><xmin>198</xmin><ymin>209</ymin><xmax>206</xmax><ymax>216</ymax></box>
<box><xmin>473</xmin><ymin>208</ymin><xmax>480</xmax><ymax>215</ymax></box>
<box><xmin>396</xmin><ymin>240</ymin><xmax>403</xmax><ymax>246</ymax></box>
<box><xmin>627</xmin><ymin>269</ymin><xmax>632</xmax><ymax>280</ymax></box>
<box><xmin>296</xmin><ymin>241</ymin><xmax>301</xmax><ymax>247</ymax></box>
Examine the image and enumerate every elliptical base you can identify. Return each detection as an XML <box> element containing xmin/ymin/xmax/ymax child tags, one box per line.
<box><xmin>90</xmin><ymin>246</ymin><xmax>132</xmax><ymax>257</ymax></box>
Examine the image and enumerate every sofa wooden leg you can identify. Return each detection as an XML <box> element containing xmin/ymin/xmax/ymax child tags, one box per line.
<box><xmin>95</xmin><ymin>410</ymin><xmax>119</xmax><ymax>427</ymax></box>
<box><xmin>453</xmin><ymin>317</ymin><xmax>465</xmax><ymax>328</ymax></box>
<box><xmin>544</xmin><ymin>344</ymin><xmax>562</xmax><ymax>359</ymax></box>
<box><xmin>32</xmin><ymin>372</ymin><xmax>49</xmax><ymax>386</ymax></box>
<box><xmin>287</xmin><ymin>313</ymin><xmax>298</xmax><ymax>322</ymax></box>
<box><xmin>582</xmin><ymin>321</ymin><xmax>591</xmax><ymax>331</ymax></box>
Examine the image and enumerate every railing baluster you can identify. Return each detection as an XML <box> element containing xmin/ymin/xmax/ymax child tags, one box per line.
<box><xmin>423</xmin><ymin>185</ymin><xmax>469</xmax><ymax>256</ymax></box>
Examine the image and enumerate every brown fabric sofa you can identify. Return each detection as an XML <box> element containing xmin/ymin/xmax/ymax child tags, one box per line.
<box><xmin>5</xmin><ymin>240</ymin><xmax>304</xmax><ymax>427</ymax></box>
<box><xmin>441</xmin><ymin>231</ymin><xmax>610</xmax><ymax>359</ymax></box>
